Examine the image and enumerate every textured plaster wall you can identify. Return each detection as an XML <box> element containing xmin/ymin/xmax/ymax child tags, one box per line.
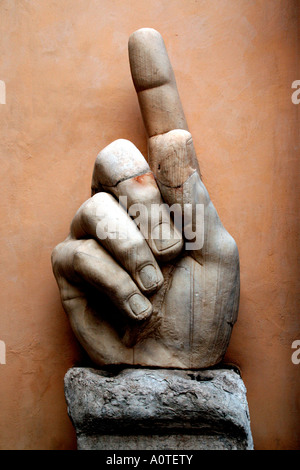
<box><xmin>0</xmin><ymin>0</ymin><xmax>299</xmax><ymax>450</ymax></box>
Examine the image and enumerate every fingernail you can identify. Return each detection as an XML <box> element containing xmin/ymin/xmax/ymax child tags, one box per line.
<box><xmin>138</xmin><ymin>264</ymin><xmax>163</xmax><ymax>292</ymax></box>
<box><xmin>152</xmin><ymin>222</ymin><xmax>183</xmax><ymax>252</ymax></box>
<box><xmin>128</xmin><ymin>293</ymin><xmax>152</xmax><ymax>319</ymax></box>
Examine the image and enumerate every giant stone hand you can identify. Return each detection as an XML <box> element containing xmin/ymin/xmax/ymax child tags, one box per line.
<box><xmin>52</xmin><ymin>29</ymin><xmax>240</xmax><ymax>369</ymax></box>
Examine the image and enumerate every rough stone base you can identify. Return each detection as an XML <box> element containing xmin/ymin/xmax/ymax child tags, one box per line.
<box><xmin>64</xmin><ymin>367</ymin><xmax>253</xmax><ymax>450</ymax></box>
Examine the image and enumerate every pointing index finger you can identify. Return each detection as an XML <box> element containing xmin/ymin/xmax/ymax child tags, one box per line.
<box><xmin>128</xmin><ymin>28</ymin><xmax>188</xmax><ymax>137</ymax></box>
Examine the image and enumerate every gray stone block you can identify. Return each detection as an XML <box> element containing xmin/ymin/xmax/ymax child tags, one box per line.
<box><xmin>64</xmin><ymin>367</ymin><xmax>253</xmax><ymax>450</ymax></box>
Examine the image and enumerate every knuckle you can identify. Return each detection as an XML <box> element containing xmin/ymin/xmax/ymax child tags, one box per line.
<box><xmin>91</xmin><ymin>191</ymin><xmax>113</xmax><ymax>206</ymax></box>
<box><xmin>73</xmin><ymin>250</ymin><xmax>86</xmax><ymax>274</ymax></box>
<box><xmin>51</xmin><ymin>242</ymin><xmax>66</xmax><ymax>271</ymax></box>
<box><xmin>78</xmin><ymin>193</ymin><xmax>114</xmax><ymax>232</ymax></box>
<box><xmin>71</xmin><ymin>197</ymin><xmax>98</xmax><ymax>236</ymax></box>
<box><xmin>78</xmin><ymin>198</ymin><xmax>95</xmax><ymax>226</ymax></box>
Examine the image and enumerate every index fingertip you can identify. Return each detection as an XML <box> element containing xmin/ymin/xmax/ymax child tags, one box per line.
<box><xmin>128</xmin><ymin>28</ymin><xmax>188</xmax><ymax>137</ymax></box>
<box><xmin>129</xmin><ymin>28</ymin><xmax>174</xmax><ymax>93</ymax></box>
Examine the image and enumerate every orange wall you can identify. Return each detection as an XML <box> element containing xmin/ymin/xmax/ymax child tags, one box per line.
<box><xmin>0</xmin><ymin>0</ymin><xmax>299</xmax><ymax>450</ymax></box>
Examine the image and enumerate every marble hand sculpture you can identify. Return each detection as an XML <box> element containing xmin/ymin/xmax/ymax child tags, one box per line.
<box><xmin>52</xmin><ymin>28</ymin><xmax>240</xmax><ymax>369</ymax></box>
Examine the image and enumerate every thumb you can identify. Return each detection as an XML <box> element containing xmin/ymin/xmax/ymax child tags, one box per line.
<box><xmin>149</xmin><ymin>129</ymin><xmax>206</xmax><ymax>252</ymax></box>
<box><xmin>149</xmin><ymin>129</ymin><xmax>200</xmax><ymax>188</ymax></box>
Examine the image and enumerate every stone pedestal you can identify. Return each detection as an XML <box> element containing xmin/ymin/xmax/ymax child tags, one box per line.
<box><xmin>64</xmin><ymin>367</ymin><xmax>253</xmax><ymax>450</ymax></box>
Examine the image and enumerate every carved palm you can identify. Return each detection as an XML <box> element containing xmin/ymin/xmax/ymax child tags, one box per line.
<box><xmin>52</xmin><ymin>29</ymin><xmax>239</xmax><ymax>369</ymax></box>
